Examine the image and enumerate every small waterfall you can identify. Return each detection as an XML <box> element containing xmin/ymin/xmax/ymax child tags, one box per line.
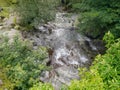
<box><xmin>24</xmin><ymin>12</ymin><xmax>98</xmax><ymax>90</ymax></box>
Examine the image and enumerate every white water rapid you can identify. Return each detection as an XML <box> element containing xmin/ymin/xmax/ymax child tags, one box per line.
<box><xmin>24</xmin><ymin>12</ymin><xmax>99</xmax><ymax>90</ymax></box>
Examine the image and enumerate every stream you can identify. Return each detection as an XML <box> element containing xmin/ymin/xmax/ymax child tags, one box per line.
<box><xmin>24</xmin><ymin>12</ymin><xmax>99</xmax><ymax>90</ymax></box>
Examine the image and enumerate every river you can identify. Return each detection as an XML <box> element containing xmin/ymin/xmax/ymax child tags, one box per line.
<box><xmin>24</xmin><ymin>12</ymin><xmax>99</xmax><ymax>90</ymax></box>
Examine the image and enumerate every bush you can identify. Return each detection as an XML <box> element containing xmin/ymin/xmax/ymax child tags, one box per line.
<box><xmin>0</xmin><ymin>65</ymin><xmax>14</xmax><ymax>90</ymax></box>
<box><xmin>68</xmin><ymin>32</ymin><xmax>120</xmax><ymax>90</ymax></box>
<box><xmin>0</xmin><ymin>0</ymin><xmax>16</xmax><ymax>18</ymax></box>
<box><xmin>77</xmin><ymin>10</ymin><xmax>106</xmax><ymax>38</ymax></box>
<box><xmin>29</xmin><ymin>82</ymin><xmax>53</xmax><ymax>90</ymax></box>
<box><xmin>70</xmin><ymin>0</ymin><xmax>120</xmax><ymax>39</ymax></box>
<box><xmin>69</xmin><ymin>69</ymin><xmax>104</xmax><ymax>90</ymax></box>
<box><xmin>0</xmin><ymin>0</ymin><xmax>59</xmax><ymax>28</ymax></box>
<box><xmin>0</xmin><ymin>36</ymin><xmax>48</xmax><ymax>90</ymax></box>
<box><xmin>16</xmin><ymin>0</ymin><xmax>59</xmax><ymax>26</ymax></box>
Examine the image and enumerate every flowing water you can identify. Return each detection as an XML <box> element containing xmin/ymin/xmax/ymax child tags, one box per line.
<box><xmin>24</xmin><ymin>12</ymin><xmax>99</xmax><ymax>90</ymax></box>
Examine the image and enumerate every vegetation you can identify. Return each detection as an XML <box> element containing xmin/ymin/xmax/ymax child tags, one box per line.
<box><xmin>64</xmin><ymin>0</ymin><xmax>120</xmax><ymax>89</ymax></box>
<box><xmin>16</xmin><ymin>0</ymin><xmax>59</xmax><ymax>26</ymax></box>
<box><xmin>29</xmin><ymin>82</ymin><xmax>53</xmax><ymax>90</ymax></box>
<box><xmin>69</xmin><ymin>0</ymin><xmax>120</xmax><ymax>39</ymax></box>
<box><xmin>0</xmin><ymin>0</ymin><xmax>15</xmax><ymax>17</ymax></box>
<box><xmin>0</xmin><ymin>0</ymin><xmax>120</xmax><ymax>90</ymax></box>
<box><xmin>68</xmin><ymin>32</ymin><xmax>120</xmax><ymax>90</ymax></box>
<box><xmin>0</xmin><ymin>0</ymin><xmax>59</xmax><ymax>28</ymax></box>
<box><xmin>0</xmin><ymin>36</ymin><xmax>48</xmax><ymax>90</ymax></box>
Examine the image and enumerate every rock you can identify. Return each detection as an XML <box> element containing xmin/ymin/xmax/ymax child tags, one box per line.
<box><xmin>3</xmin><ymin>16</ymin><xmax>15</xmax><ymax>28</ymax></box>
<box><xmin>2</xmin><ymin>29</ymin><xmax>22</xmax><ymax>43</ymax></box>
<box><xmin>2</xmin><ymin>13</ymin><xmax>21</xmax><ymax>28</ymax></box>
<box><xmin>0</xmin><ymin>7</ymin><xmax>3</xmax><ymax>12</ymax></box>
<box><xmin>38</xmin><ymin>26</ymin><xmax>45</xmax><ymax>30</ymax></box>
<box><xmin>0</xmin><ymin>26</ymin><xmax>3</xmax><ymax>30</ymax></box>
<box><xmin>33</xmin><ymin>42</ymin><xmax>37</xmax><ymax>46</ymax></box>
<box><xmin>40</xmin><ymin>66</ymin><xmax>79</xmax><ymax>90</ymax></box>
<box><xmin>0</xmin><ymin>79</ymin><xmax>3</xmax><ymax>86</ymax></box>
<box><xmin>92</xmin><ymin>40</ymin><xmax>106</xmax><ymax>54</ymax></box>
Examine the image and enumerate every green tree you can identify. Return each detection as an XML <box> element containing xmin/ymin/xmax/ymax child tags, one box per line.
<box><xmin>16</xmin><ymin>0</ymin><xmax>59</xmax><ymax>26</ymax></box>
<box><xmin>70</xmin><ymin>0</ymin><xmax>120</xmax><ymax>39</ymax></box>
<box><xmin>0</xmin><ymin>36</ymin><xmax>48</xmax><ymax>90</ymax></box>
<box><xmin>68</xmin><ymin>32</ymin><xmax>120</xmax><ymax>90</ymax></box>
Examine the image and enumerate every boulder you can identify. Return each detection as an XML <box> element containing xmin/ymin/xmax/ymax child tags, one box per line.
<box><xmin>2</xmin><ymin>29</ymin><xmax>22</xmax><ymax>43</ymax></box>
<box><xmin>0</xmin><ymin>7</ymin><xmax>3</xmax><ymax>12</ymax></box>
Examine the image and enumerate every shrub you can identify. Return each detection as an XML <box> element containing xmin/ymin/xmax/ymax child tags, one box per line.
<box><xmin>16</xmin><ymin>0</ymin><xmax>59</xmax><ymax>26</ymax></box>
<box><xmin>70</xmin><ymin>0</ymin><xmax>120</xmax><ymax>39</ymax></box>
<box><xmin>69</xmin><ymin>68</ymin><xmax>104</xmax><ymax>90</ymax></box>
<box><xmin>0</xmin><ymin>36</ymin><xmax>48</xmax><ymax>90</ymax></box>
<box><xmin>0</xmin><ymin>0</ymin><xmax>14</xmax><ymax>18</ymax></box>
<box><xmin>29</xmin><ymin>82</ymin><xmax>53</xmax><ymax>90</ymax></box>
<box><xmin>68</xmin><ymin>32</ymin><xmax>120</xmax><ymax>90</ymax></box>
<box><xmin>0</xmin><ymin>65</ymin><xmax>14</xmax><ymax>90</ymax></box>
<box><xmin>0</xmin><ymin>0</ymin><xmax>59</xmax><ymax>28</ymax></box>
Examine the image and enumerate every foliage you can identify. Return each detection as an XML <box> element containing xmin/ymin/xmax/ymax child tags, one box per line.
<box><xmin>16</xmin><ymin>0</ymin><xmax>59</xmax><ymax>26</ymax></box>
<box><xmin>0</xmin><ymin>0</ymin><xmax>13</xmax><ymax>17</ymax></box>
<box><xmin>69</xmin><ymin>0</ymin><xmax>120</xmax><ymax>39</ymax></box>
<box><xmin>61</xmin><ymin>0</ymin><xmax>81</xmax><ymax>10</ymax></box>
<box><xmin>96</xmin><ymin>32</ymin><xmax>120</xmax><ymax>89</ymax></box>
<box><xmin>0</xmin><ymin>0</ymin><xmax>17</xmax><ymax>6</ymax></box>
<box><xmin>29</xmin><ymin>82</ymin><xmax>53</xmax><ymax>90</ymax></box>
<box><xmin>0</xmin><ymin>7</ymin><xmax>9</xmax><ymax>18</ymax></box>
<box><xmin>69</xmin><ymin>68</ymin><xmax>104</xmax><ymax>90</ymax></box>
<box><xmin>77</xmin><ymin>10</ymin><xmax>106</xmax><ymax>38</ymax></box>
<box><xmin>0</xmin><ymin>0</ymin><xmax>59</xmax><ymax>28</ymax></box>
<box><xmin>0</xmin><ymin>65</ymin><xmax>14</xmax><ymax>90</ymax></box>
<box><xmin>68</xmin><ymin>32</ymin><xmax>120</xmax><ymax>90</ymax></box>
<box><xmin>0</xmin><ymin>36</ymin><xmax>48</xmax><ymax>90</ymax></box>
